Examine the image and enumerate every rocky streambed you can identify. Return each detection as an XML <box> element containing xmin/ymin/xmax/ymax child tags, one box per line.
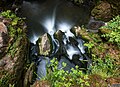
<box><xmin>0</xmin><ymin>0</ymin><xmax>120</xmax><ymax>87</ymax></box>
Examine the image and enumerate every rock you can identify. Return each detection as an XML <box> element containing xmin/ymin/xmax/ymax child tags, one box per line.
<box><xmin>31</xmin><ymin>80</ymin><xmax>50</xmax><ymax>87</ymax></box>
<box><xmin>87</xmin><ymin>17</ymin><xmax>105</xmax><ymax>32</ymax></box>
<box><xmin>36</xmin><ymin>57</ymin><xmax>50</xmax><ymax>80</ymax></box>
<box><xmin>37</xmin><ymin>33</ymin><xmax>53</xmax><ymax>56</ymax></box>
<box><xmin>0</xmin><ymin>22</ymin><xmax>9</xmax><ymax>58</ymax></box>
<box><xmin>24</xmin><ymin>62</ymin><xmax>36</xmax><ymax>87</ymax></box>
<box><xmin>54</xmin><ymin>30</ymin><xmax>67</xmax><ymax>57</ymax></box>
<box><xmin>0</xmin><ymin>36</ymin><xmax>29</xmax><ymax>87</ymax></box>
<box><xmin>106</xmin><ymin>0</ymin><xmax>120</xmax><ymax>16</ymax></box>
<box><xmin>91</xmin><ymin>1</ymin><xmax>112</xmax><ymax>22</ymax></box>
<box><xmin>54</xmin><ymin>30</ymin><xmax>64</xmax><ymax>42</ymax></box>
<box><xmin>0</xmin><ymin>13</ymin><xmax>29</xmax><ymax>87</ymax></box>
<box><xmin>0</xmin><ymin>22</ymin><xmax>7</xmax><ymax>34</ymax></box>
<box><xmin>0</xmin><ymin>60</ymin><xmax>6</xmax><ymax>67</ymax></box>
<box><xmin>71</xmin><ymin>26</ymin><xmax>81</xmax><ymax>36</ymax></box>
<box><xmin>58</xmin><ymin>56</ymin><xmax>75</xmax><ymax>71</ymax></box>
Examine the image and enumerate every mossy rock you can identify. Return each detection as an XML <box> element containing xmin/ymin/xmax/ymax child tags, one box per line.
<box><xmin>37</xmin><ymin>33</ymin><xmax>53</xmax><ymax>56</ymax></box>
<box><xmin>91</xmin><ymin>1</ymin><xmax>112</xmax><ymax>22</ymax></box>
<box><xmin>0</xmin><ymin>10</ymin><xmax>29</xmax><ymax>86</ymax></box>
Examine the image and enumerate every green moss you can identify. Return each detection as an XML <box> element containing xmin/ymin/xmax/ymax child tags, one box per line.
<box><xmin>0</xmin><ymin>10</ymin><xmax>27</xmax><ymax>57</ymax></box>
<box><xmin>0</xmin><ymin>72</ymin><xmax>15</xmax><ymax>87</ymax></box>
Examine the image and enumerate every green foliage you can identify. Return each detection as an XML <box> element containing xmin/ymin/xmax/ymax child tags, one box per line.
<box><xmin>0</xmin><ymin>10</ymin><xmax>26</xmax><ymax>57</ymax></box>
<box><xmin>0</xmin><ymin>10</ymin><xmax>24</xmax><ymax>37</ymax></box>
<box><xmin>43</xmin><ymin>58</ymin><xmax>90</xmax><ymax>87</ymax></box>
<box><xmin>101</xmin><ymin>16</ymin><xmax>120</xmax><ymax>46</ymax></box>
<box><xmin>0</xmin><ymin>72</ymin><xmax>15</xmax><ymax>87</ymax></box>
<box><xmin>90</xmin><ymin>55</ymin><xmax>116</xmax><ymax>78</ymax></box>
<box><xmin>0</xmin><ymin>10</ymin><xmax>16</xmax><ymax>19</ymax></box>
<box><xmin>84</xmin><ymin>42</ymin><xmax>94</xmax><ymax>49</ymax></box>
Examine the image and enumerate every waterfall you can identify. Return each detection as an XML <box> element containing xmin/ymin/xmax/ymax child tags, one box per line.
<box><xmin>21</xmin><ymin>0</ymin><xmax>92</xmax><ymax>80</ymax></box>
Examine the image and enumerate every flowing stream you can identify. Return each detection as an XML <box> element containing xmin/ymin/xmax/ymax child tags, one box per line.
<box><xmin>20</xmin><ymin>0</ymin><xmax>92</xmax><ymax>79</ymax></box>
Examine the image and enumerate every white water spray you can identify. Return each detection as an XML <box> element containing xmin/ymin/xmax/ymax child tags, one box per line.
<box><xmin>31</xmin><ymin>33</ymin><xmax>38</xmax><ymax>44</ymax></box>
<box><xmin>40</xmin><ymin>4</ymin><xmax>57</xmax><ymax>36</ymax></box>
<box><xmin>66</xmin><ymin>45</ymin><xmax>80</xmax><ymax>60</ymax></box>
<box><xmin>57</xmin><ymin>22</ymin><xmax>74</xmax><ymax>44</ymax></box>
<box><xmin>77</xmin><ymin>39</ymin><xmax>85</xmax><ymax>54</ymax></box>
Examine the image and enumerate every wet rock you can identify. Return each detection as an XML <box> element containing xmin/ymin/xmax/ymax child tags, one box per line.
<box><xmin>71</xmin><ymin>26</ymin><xmax>81</xmax><ymax>36</ymax></box>
<box><xmin>36</xmin><ymin>57</ymin><xmax>50</xmax><ymax>80</ymax></box>
<box><xmin>58</xmin><ymin>56</ymin><xmax>75</xmax><ymax>71</ymax></box>
<box><xmin>30</xmin><ymin>43</ymin><xmax>38</xmax><ymax>62</ymax></box>
<box><xmin>37</xmin><ymin>33</ymin><xmax>53</xmax><ymax>56</ymax></box>
<box><xmin>54</xmin><ymin>30</ymin><xmax>67</xmax><ymax>57</ymax></box>
<box><xmin>87</xmin><ymin>17</ymin><xmax>105</xmax><ymax>32</ymax></box>
<box><xmin>69</xmin><ymin>37</ymin><xmax>78</xmax><ymax>46</ymax></box>
<box><xmin>54</xmin><ymin>30</ymin><xmax>64</xmax><ymax>42</ymax></box>
<box><xmin>91</xmin><ymin>1</ymin><xmax>112</xmax><ymax>22</ymax></box>
<box><xmin>72</xmin><ymin>54</ymin><xmax>82</xmax><ymax>66</ymax></box>
<box><xmin>24</xmin><ymin>62</ymin><xmax>36</xmax><ymax>87</ymax></box>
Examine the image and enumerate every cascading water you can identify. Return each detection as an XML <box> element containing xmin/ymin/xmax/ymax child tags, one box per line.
<box><xmin>20</xmin><ymin>0</ymin><xmax>93</xmax><ymax>80</ymax></box>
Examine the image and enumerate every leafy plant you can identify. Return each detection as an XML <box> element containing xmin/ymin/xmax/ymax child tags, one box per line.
<box><xmin>42</xmin><ymin>58</ymin><xmax>90</xmax><ymax>87</ymax></box>
<box><xmin>0</xmin><ymin>10</ymin><xmax>24</xmax><ymax>37</ymax></box>
<box><xmin>101</xmin><ymin>16</ymin><xmax>120</xmax><ymax>46</ymax></box>
<box><xmin>90</xmin><ymin>55</ymin><xmax>116</xmax><ymax>78</ymax></box>
<box><xmin>84</xmin><ymin>42</ymin><xmax>94</xmax><ymax>49</ymax></box>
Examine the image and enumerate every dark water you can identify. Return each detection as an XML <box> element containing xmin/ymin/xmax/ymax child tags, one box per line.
<box><xmin>20</xmin><ymin>0</ymin><xmax>91</xmax><ymax>43</ymax></box>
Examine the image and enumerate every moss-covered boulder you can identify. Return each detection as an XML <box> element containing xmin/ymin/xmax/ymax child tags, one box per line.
<box><xmin>0</xmin><ymin>10</ymin><xmax>29</xmax><ymax>87</ymax></box>
<box><xmin>37</xmin><ymin>33</ymin><xmax>53</xmax><ymax>56</ymax></box>
<box><xmin>91</xmin><ymin>1</ymin><xmax>112</xmax><ymax>22</ymax></box>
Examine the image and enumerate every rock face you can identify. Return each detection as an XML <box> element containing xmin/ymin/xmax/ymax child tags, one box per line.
<box><xmin>91</xmin><ymin>1</ymin><xmax>112</xmax><ymax>22</ymax></box>
<box><xmin>24</xmin><ymin>62</ymin><xmax>36</xmax><ymax>87</ymax></box>
<box><xmin>0</xmin><ymin>22</ymin><xmax>9</xmax><ymax>57</ymax></box>
<box><xmin>0</xmin><ymin>11</ymin><xmax>29</xmax><ymax>87</ymax></box>
<box><xmin>37</xmin><ymin>33</ymin><xmax>53</xmax><ymax>56</ymax></box>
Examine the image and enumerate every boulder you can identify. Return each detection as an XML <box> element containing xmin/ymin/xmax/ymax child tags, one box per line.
<box><xmin>54</xmin><ymin>30</ymin><xmax>64</xmax><ymax>43</ymax></box>
<box><xmin>91</xmin><ymin>1</ymin><xmax>112</xmax><ymax>22</ymax></box>
<box><xmin>53</xmin><ymin>30</ymin><xmax>68</xmax><ymax>57</ymax></box>
<box><xmin>87</xmin><ymin>17</ymin><xmax>105</xmax><ymax>32</ymax></box>
<box><xmin>37</xmin><ymin>33</ymin><xmax>53</xmax><ymax>56</ymax></box>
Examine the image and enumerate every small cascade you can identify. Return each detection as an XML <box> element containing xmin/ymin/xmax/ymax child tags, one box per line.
<box><xmin>21</xmin><ymin>0</ymin><xmax>93</xmax><ymax>80</ymax></box>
